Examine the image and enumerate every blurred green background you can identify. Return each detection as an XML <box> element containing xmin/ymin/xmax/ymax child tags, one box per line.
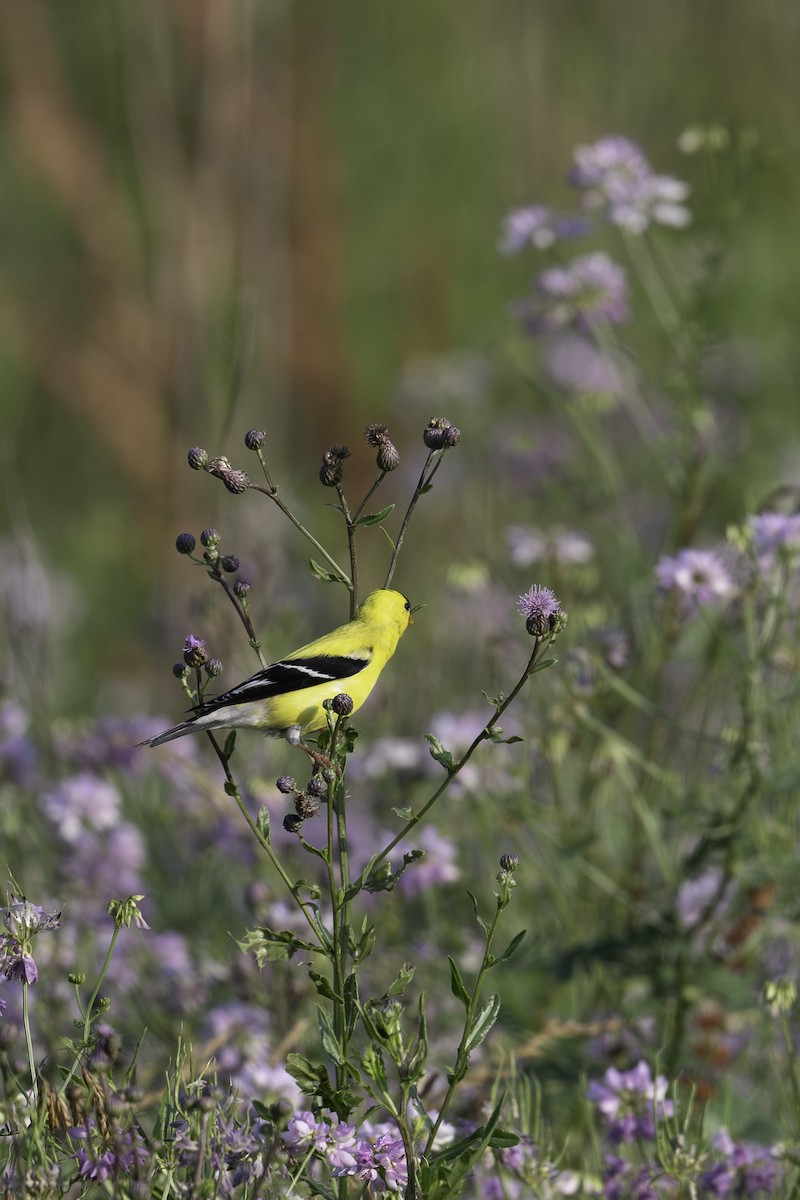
<box><xmin>1</xmin><ymin>0</ymin><xmax>799</xmax><ymax>719</ymax></box>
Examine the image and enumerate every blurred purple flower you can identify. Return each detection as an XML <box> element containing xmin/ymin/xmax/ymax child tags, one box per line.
<box><xmin>42</xmin><ymin>773</ymin><xmax>121</xmax><ymax>845</ymax></box>
<box><xmin>72</xmin><ymin>1124</ymin><xmax>148</xmax><ymax>1185</ymax></box>
<box><xmin>507</xmin><ymin>525</ymin><xmax>595</xmax><ymax>568</ymax></box>
<box><xmin>677</xmin><ymin>866</ymin><xmax>729</xmax><ymax>929</ymax></box>
<box><xmin>570</xmin><ymin>135</ymin><xmax>691</xmax><ymax>233</ymax></box>
<box><xmin>397</xmin><ymin>825</ymin><xmax>460</xmax><ymax>896</ymax></box>
<box><xmin>515</xmin><ymin>252</ymin><xmax>629</xmax><ymax>335</ymax></box>
<box><xmin>587</xmin><ymin>1061</ymin><xmax>673</xmax><ymax>1143</ymax></box>
<box><xmin>499</xmin><ymin>205</ymin><xmax>591</xmax><ymax>254</ymax></box>
<box><xmin>0</xmin><ymin>700</ymin><xmax>38</xmax><ymax>787</ymax></box>
<box><xmin>544</xmin><ymin>332</ymin><xmax>627</xmax><ymax>396</ymax></box>
<box><xmin>655</xmin><ymin>548</ymin><xmax>735</xmax><ymax>609</ymax></box>
<box><xmin>699</xmin><ymin>1129</ymin><xmax>778</xmax><ymax>1197</ymax></box>
<box><xmin>748</xmin><ymin>512</ymin><xmax>800</xmax><ymax>565</ymax></box>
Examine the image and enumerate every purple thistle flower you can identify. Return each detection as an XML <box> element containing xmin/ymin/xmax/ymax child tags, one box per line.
<box><xmin>569</xmin><ymin>135</ymin><xmax>691</xmax><ymax>233</ymax></box>
<box><xmin>515</xmin><ymin>252</ymin><xmax>629</xmax><ymax>335</ymax></box>
<box><xmin>655</xmin><ymin>548</ymin><xmax>735</xmax><ymax>609</ymax></box>
<box><xmin>518</xmin><ymin>584</ymin><xmax>562</xmax><ymax>636</ymax></box>
<box><xmin>587</xmin><ymin>1061</ymin><xmax>673</xmax><ymax>1144</ymax></box>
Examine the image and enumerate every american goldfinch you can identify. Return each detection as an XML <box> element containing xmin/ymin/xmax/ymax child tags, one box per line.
<box><xmin>143</xmin><ymin>589</ymin><xmax>412</xmax><ymax>757</ymax></box>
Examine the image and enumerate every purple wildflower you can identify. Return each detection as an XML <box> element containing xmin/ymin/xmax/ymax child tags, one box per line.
<box><xmin>655</xmin><ymin>548</ymin><xmax>735</xmax><ymax>609</ymax></box>
<box><xmin>42</xmin><ymin>773</ymin><xmax>121</xmax><ymax>844</ymax></box>
<box><xmin>282</xmin><ymin>1110</ymin><xmax>331</xmax><ymax>1154</ymax></box>
<box><xmin>516</xmin><ymin>252</ymin><xmax>629</xmax><ymax>335</ymax></box>
<box><xmin>0</xmin><ymin>897</ymin><xmax>61</xmax><ymax>985</ymax></box>
<box><xmin>518</xmin><ymin>584</ymin><xmax>562</xmax><ymax>637</ymax></box>
<box><xmin>587</xmin><ymin>1061</ymin><xmax>673</xmax><ymax>1143</ymax></box>
<box><xmin>397</xmin><ymin>825</ymin><xmax>460</xmax><ymax>896</ymax></box>
<box><xmin>498</xmin><ymin>206</ymin><xmax>590</xmax><ymax>254</ymax></box>
<box><xmin>507</xmin><ymin>525</ymin><xmax>595</xmax><ymax>568</ymax></box>
<box><xmin>372</xmin><ymin>1131</ymin><xmax>408</xmax><ymax>1192</ymax></box>
<box><xmin>748</xmin><ymin>512</ymin><xmax>800</xmax><ymax>564</ymax></box>
<box><xmin>544</xmin><ymin>332</ymin><xmax>626</xmax><ymax>396</ymax></box>
<box><xmin>569</xmin><ymin>135</ymin><xmax>691</xmax><ymax>233</ymax></box>
<box><xmin>72</xmin><ymin>1123</ymin><xmax>148</xmax><ymax>1184</ymax></box>
<box><xmin>698</xmin><ymin>1129</ymin><xmax>778</xmax><ymax>1197</ymax></box>
<box><xmin>326</xmin><ymin>1121</ymin><xmax>359</xmax><ymax>1176</ymax></box>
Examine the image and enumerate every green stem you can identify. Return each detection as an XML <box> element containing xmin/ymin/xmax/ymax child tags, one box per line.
<box><xmin>249</xmin><ymin>483</ymin><xmax>351</xmax><ymax>588</ymax></box>
<box><xmin>353</xmin><ymin>472</ymin><xmax>387</xmax><ymax>523</ymax></box>
<box><xmin>384</xmin><ymin>452</ymin><xmax>445</xmax><ymax>588</ymax></box>
<box><xmin>366</xmin><ymin>639</ymin><xmax>547</xmax><ymax>885</ymax></box>
<box><xmin>58</xmin><ymin>927</ymin><xmax>120</xmax><ymax>1098</ymax></box>
<box><xmin>21</xmin><ymin>982</ymin><xmax>37</xmax><ymax>1106</ymax></box>
<box><xmin>336</xmin><ymin>484</ymin><xmax>358</xmax><ymax>617</ymax></box>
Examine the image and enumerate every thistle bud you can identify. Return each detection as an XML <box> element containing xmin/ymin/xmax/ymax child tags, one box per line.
<box><xmin>188</xmin><ymin>447</ymin><xmax>209</xmax><ymax>471</ymax></box>
<box><xmin>319</xmin><ymin>444</ymin><xmax>351</xmax><ymax>487</ymax></box>
<box><xmin>499</xmin><ymin>853</ymin><xmax>519</xmax><ymax>873</ymax></box>
<box><xmin>172</xmin><ymin>662</ymin><xmax>189</xmax><ymax>679</ymax></box>
<box><xmin>219</xmin><ymin>555</ymin><xmax>240</xmax><ymax>573</ymax></box>
<box><xmin>283</xmin><ymin>813</ymin><xmax>304</xmax><ymax>834</ymax></box>
<box><xmin>306</xmin><ymin>775</ymin><xmax>328</xmax><ymax>798</ymax></box>
<box><xmin>377</xmin><ymin>440</ymin><xmax>400</xmax><ymax>472</ymax></box>
<box><xmin>295</xmin><ymin>793</ymin><xmax>320</xmax><ymax>819</ymax></box>
<box><xmin>233</xmin><ymin>579</ymin><xmax>252</xmax><ymax>599</ymax></box>
<box><xmin>201</xmin><ymin>528</ymin><xmax>220</xmax><ymax>549</ymax></box>
<box><xmin>205</xmin><ymin>659</ymin><xmax>224</xmax><ymax>678</ymax></box>
<box><xmin>276</xmin><ymin>775</ymin><xmax>297</xmax><ymax>795</ymax></box>
<box><xmin>440</xmin><ymin>423</ymin><xmax>461</xmax><ymax>447</ymax></box>
<box><xmin>183</xmin><ymin>635</ymin><xmax>208</xmax><ymax>668</ymax></box>
<box><xmin>175</xmin><ymin>532</ymin><xmax>196</xmax><ymax>555</ymax></box>
<box><xmin>244</xmin><ymin>429</ymin><xmax>266</xmax><ymax>451</ymax></box>
<box><xmin>207</xmin><ymin>456</ymin><xmax>232</xmax><ymax>476</ymax></box>
<box><xmin>423</xmin><ymin>417</ymin><xmax>453</xmax><ymax>449</ymax></box>
<box><xmin>331</xmin><ymin>692</ymin><xmax>354</xmax><ymax>717</ymax></box>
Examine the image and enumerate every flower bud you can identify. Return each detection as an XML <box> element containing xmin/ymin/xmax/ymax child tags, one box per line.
<box><xmin>221</xmin><ymin>469</ymin><xmax>250</xmax><ymax>494</ymax></box>
<box><xmin>283</xmin><ymin>813</ymin><xmax>304</xmax><ymax>834</ymax></box>
<box><xmin>201</xmin><ymin>528</ymin><xmax>220</xmax><ymax>549</ymax></box>
<box><xmin>423</xmin><ymin>417</ymin><xmax>453</xmax><ymax>449</ymax></box>
<box><xmin>276</xmin><ymin>775</ymin><xmax>297</xmax><ymax>795</ymax></box>
<box><xmin>499</xmin><ymin>853</ymin><xmax>519</xmax><ymax>873</ymax></box>
<box><xmin>205</xmin><ymin>659</ymin><xmax>224</xmax><ymax>678</ymax></box>
<box><xmin>183</xmin><ymin>635</ymin><xmax>208</xmax><ymax>668</ymax></box>
<box><xmin>364</xmin><ymin>423</ymin><xmax>390</xmax><ymax>446</ymax></box>
<box><xmin>207</xmin><ymin>456</ymin><xmax>232</xmax><ymax>475</ymax></box>
<box><xmin>188</xmin><ymin>447</ymin><xmax>209</xmax><ymax>470</ymax></box>
<box><xmin>233</xmin><ymin>579</ymin><xmax>252</xmax><ymax>599</ymax></box>
<box><xmin>377</xmin><ymin>440</ymin><xmax>400</xmax><ymax>472</ymax></box>
<box><xmin>172</xmin><ymin>662</ymin><xmax>189</xmax><ymax>679</ymax></box>
<box><xmin>295</xmin><ymin>793</ymin><xmax>320</xmax><ymax>819</ymax></box>
<box><xmin>244</xmin><ymin>429</ymin><xmax>266</xmax><ymax>451</ymax></box>
<box><xmin>306</xmin><ymin>775</ymin><xmax>328</xmax><ymax>798</ymax></box>
<box><xmin>175</xmin><ymin>532</ymin><xmax>196</xmax><ymax>555</ymax></box>
<box><xmin>440</xmin><ymin>423</ymin><xmax>461</xmax><ymax>447</ymax></box>
<box><xmin>331</xmin><ymin>692</ymin><xmax>354</xmax><ymax>716</ymax></box>
<box><xmin>220</xmin><ymin>555</ymin><xmax>240</xmax><ymax>573</ymax></box>
<box><xmin>319</xmin><ymin>444</ymin><xmax>351</xmax><ymax>487</ymax></box>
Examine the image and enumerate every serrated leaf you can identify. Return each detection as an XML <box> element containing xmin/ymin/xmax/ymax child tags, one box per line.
<box><xmin>448</xmin><ymin>956</ymin><xmax>471</xmax><ymax>1008</ymax></box>
<box><xmin>424</xmin><ymin>733</ymin><xmax>456</xmax><ymax>774</ymax></box>
<box><xmin>355</xmin><ymin>503</ymin><xmax>395</xmax><ymax>527</ymax></box>
<box><xmin>256</xmin><ymin>806</ymin><xmax>270</xmax><ymax>841</ymax></box>
<box><xmin>464</xmin><ymin>993</ymin><xmax>501</xmax><ymax>1053</ymax></box>
<box><xmin>285</xmin><ymin>1052</ymin><xmax>329</xmax><ymax>1094</ymax></box>
<box><xmin>496</xmin><ymin>929</ymin><xmax>527</xmax><ymax>963</ymax></box>
<box><xmin>309</xmin><ymin>558</ymin><xmax>341</xmax><ymax>584</ymax></box>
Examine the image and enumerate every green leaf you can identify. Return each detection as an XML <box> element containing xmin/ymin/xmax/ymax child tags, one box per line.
<box><xmin>309</xmin><ymin>558</ymin><xmax>342</xmax><ymax>584</ymax></box>
<box><xmin>496</xmin><ymin>929</ymin><xmax>527</xmax><ymax>964</ymax></box>
<box><xmin>285</xmin><ymin>1052</ymin><xmax>329</xmax><ymax>1094</ymax></box>
<box><xmin>360</xmin><ymin>1044</ymin><xmax>388</xmax><ymax>1092</ymax></box>
<box><xmin>308</xmin><ymin>969</ymin><xmax>337</xmax><ymax>1001</ymax></box>
<box><xmin>448</xmin><ymin>956</ymin><xmax>471</xmax><ymax>1009</ymax></box>
<box><xmin>236</xmin><ymin>926</ymin><xmax>318</xmax><ymax>966</ymax></box>
<box><xmin>344</xmin><ymin>973</ymin><xmax>359</xmax><ymax>1038</ymax></box>
<box><xmin>355</xmin><ymin>503</ymin><xmax>396</xmax><ymax>527</ymax></box>
<box><xmin>317</xmin><ymin>1005</ymin><xmax>345</xmax><ymax>1066</ymax></box>
<box><xmin>223</xmin><ymin>731</ymin><xmax>237</xmax><ymax>758</ymax></box>
<box><xmin>256</xmin><ymin>806</ymin><xmax>270</xmax><ymax>841</ymax></box>
<box><xmin>386</xmin><ymin>962</ymin><xmax>415</xmax><ymax>997</ymax></box>
<box><xmin>465</xmin><ymin>889</ymin><xmax>491</xmax><ymax>935</ymax></box>
<box><xmin>392</xmin><ymin>805</ymin><xmax>414</xmax><ymax>820</ymax></box>
<box><xmin>464</xmin><ymin>993</ymin><xmax>501</xmax><ymax>1053</ymax></box>
<box><xmin>487</xmin><ymin>728</ymin><xmax>524</xmax><ymax>745</ymax></box>
<box><xmin>424</xmin><ymin>733</ymin><xmax>456</xmax><ymax>774</ymax></box>
<box><xmin>531</xmin><ymin>657</ymin><xmax>556</xmax><ymax>673</ymax></box>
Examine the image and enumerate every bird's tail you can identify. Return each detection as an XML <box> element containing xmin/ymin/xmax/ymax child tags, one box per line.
<box><xmin>140</xmin><ymin>710</ymin><xmax>229</xmax><ymax>748</ymax></box>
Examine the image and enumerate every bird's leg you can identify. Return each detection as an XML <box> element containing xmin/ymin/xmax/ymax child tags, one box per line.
<box><xmin>284</xmin><ymin>726</ymin><xmax>338</xmax><ymax>774</ymax></box>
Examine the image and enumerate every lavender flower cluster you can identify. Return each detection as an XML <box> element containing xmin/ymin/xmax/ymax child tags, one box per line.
<box><xmin>283</xmin><ymin>1110</ymin><xmax>408</xmax><ymax>1192</ymax></box>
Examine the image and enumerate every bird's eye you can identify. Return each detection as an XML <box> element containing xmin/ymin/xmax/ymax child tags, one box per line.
<box><xmin>404</xmin><ymin>598</ymin><xmax>411</xmax><ymax>611</ymax></box>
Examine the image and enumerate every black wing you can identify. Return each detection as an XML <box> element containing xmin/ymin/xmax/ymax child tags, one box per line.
<box><xmin>196</xmin><ymin>652</ymin><xmax>371</xmax><ymax>715</ymax></box>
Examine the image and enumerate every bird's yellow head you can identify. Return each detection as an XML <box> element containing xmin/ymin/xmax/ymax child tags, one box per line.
<box><xmin>357</xmin><ymin>589</ymin><xmax>413</xmax><ymax>641</ymax></box>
